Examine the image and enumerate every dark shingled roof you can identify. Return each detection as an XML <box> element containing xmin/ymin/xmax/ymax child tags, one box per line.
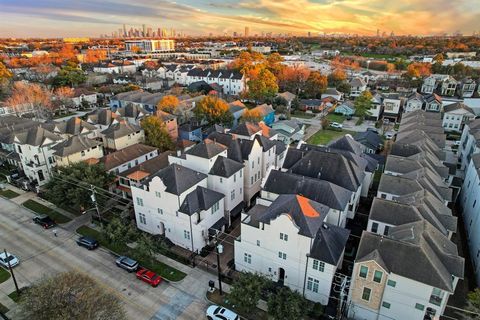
<box><xmin>229</xmin><ymin>122</ymin><xmax>262</xmax><ymax>137</ymax></box>
<box><xmin>263</xmin><ymin>170</ymin><xmax>352</xmax><ymax>211</ymax></box>
<box><xmin>209</xmin><ymin>156</ymin><xmax>244</xmax><ymax>178</ymax></box>
<box><xmin>14</xmin><ymin>126</ymin><xmax>63</xmax><ymax>146</ymax></box>
<box><xmin>185</xmin><ymin>138</ymin><xmax>227</xmax><ymax>159</ymax></box>
<box><xmin>378</xmin><ymin>174</ymin><xmax>424</xmax><ymax>197</ymax></box>
<box><xmin>310</xmin><ymin>223</ymin><xmax>350</xmax><ymax>265</ymax></box>
<box><xmin>356</xmin><ymin>221</ymin><xmax>464</xmax><ymax>292</ymax></box>
<box><xmin>146</xmin><ymin>163</ymin><xmax>207</xmax><ymax>195</ymax></box>
<box><xmin>101</xmin><ymin>122</ymin><xmax>142</xmax><ymax>139</ymax></box>
<box><xmin>354</xmin><ymin>130</ymin><xmax>383</xmax><ymax>150</ymax></box>
<box><xmin>52</xmin><ymin>135</ymin><xmax>102</xmax><ymax>157</ymax></box>
<box><xmin>179</xmin><ymin>186</ymin><xmax>224</xmax><ymax>216</ymax></box>
<box><xmin>255</xmin><ymin>135</ymin><xmax>276</xmax><ymax>152</ymax></box>
<box><xmin>249</xmin><ymin>194</ymin><xmax>330</xmax><ymax>238</ymax></box>
<box><xmin>99</xmin><ymin>144</ymin><xmax>157</xmax><ymax>171</ymax></box>
<box><xmin>118</xmin><ymin>151</ymin><xmax>174</xmax><ymax>178</ymax></box>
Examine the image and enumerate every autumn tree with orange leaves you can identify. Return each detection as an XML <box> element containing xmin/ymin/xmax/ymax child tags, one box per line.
<box><xmin>193</xmin><ymin>95</ymin><xmax>233</xmax><ymax>126</ymax></box>
<box><xmin>6</xmin><ymin>82</ymin><xmax>53</xmax><ymax>118</ymax></box>
<box><xmin>54</xmin><ymin>87</ymin><xmax>75</xmax><ymax>109</ymax></box>
<box><xmin>277</xmin><ymin>65</ymin><xmax>310</xmax><ymax>94</ymax></box>
<box><xmin>84</xmin><ymin>49</ymin><xmax>107</xmax><ymax>63</ymax></box>
<box><xmin>406</xmin><ymin>63</ymin><xmax>431</xmax><ymax>78</ymax></box>
<box><xmin>241</xmin><ymin>109</ymin><xmax>263</xmax><ymax>123</ymax></box>
<box><xmin>157</xmin><ymin>95</ymin><xmax>179</xmax><ymax>113</ymax></box>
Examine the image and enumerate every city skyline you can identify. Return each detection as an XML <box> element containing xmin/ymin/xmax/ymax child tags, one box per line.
<box><xmin>1</xmin><ymin>0</ymin><xmax>480</xmax><ymax>38</ymax></box>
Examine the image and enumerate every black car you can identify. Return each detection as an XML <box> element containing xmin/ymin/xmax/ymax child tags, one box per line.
<box><xmin>33</xmin><ymin>215</ymin><xmax>55</xmax><ymax>229</ymax></box>
<box><xmin>76</xmin><ymin>236</ymin><xmax>99</xmax><ymax>250</ymax></box>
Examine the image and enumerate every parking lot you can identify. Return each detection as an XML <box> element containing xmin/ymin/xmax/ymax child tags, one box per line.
<box><xmin>0</xmin><ymin>197</ymin><xmax>211</xmax><ymax>320</ymax></box>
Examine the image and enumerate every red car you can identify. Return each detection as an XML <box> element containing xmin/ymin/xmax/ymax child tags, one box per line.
<box><xmin>135</xmin><ymin>267</ymin><xmax>162</xmax><ymax>287</ymax></box>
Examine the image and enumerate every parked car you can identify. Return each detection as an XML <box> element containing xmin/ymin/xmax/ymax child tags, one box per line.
<box><xmin>115</xmin><ymin>256</ymin><xmax>139</xmax><ymax>272</ymax></box>
<box><xmin>136</xmin><ymin>267</ymin><xmax>162</xmax><ymax>287</ymax></box>
<box><xmin>367</xmin><ymin>127</ymin><xmax>379</xmax><ymax>134</ymax></box>
<box><xmin>454</xmin><ymin>140</ymin><xmax>461</xmax><ymax>146</ymax></box>
<box><xmin>0</xmin><ymin>251</ymin><xmax>19</xmax><ymax>268</ymax></box>
<box><xmin>76</xmin><ymin>236</ymin><xmax>99</xmax><ymax>250</ymax></box>
<box><xmin>330</xmin><ymin>122</ymin><xmax>343</xmax><ymax>129</ymax></box>
<box><xmin>33</xmin><ymin>215</ymin><xmax>55</xmax><ymax>229</ymax></box>
<box><xmin>206</xmin><ymin>305</ymin><xmax>239</xmax><ymax>320</ymax></box>
<box><xmin>385</xmin><ymin>131</ymin><xmax>396</xmax><ymax>140</ymax></box>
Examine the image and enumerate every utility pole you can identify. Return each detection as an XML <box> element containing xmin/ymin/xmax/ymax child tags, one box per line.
<box><xmin>4</xmin><ymin>249</ymin><xmax>19</xmax><ymax>295</ymax></box>
<box><xmin>90</xmin><ymin>185</ymin><xmax>103</xmax><ymax>228</ymax></box>
<box><xmin>215</xmin><ymin>234</ymin><xmax>223</xmax><ymax>295</ymax></box>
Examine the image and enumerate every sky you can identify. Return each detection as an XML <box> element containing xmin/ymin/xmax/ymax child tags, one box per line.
<box><xmin>1</xmin><ymin>0</ymin><xmax>480</xmax><ymax>38</ymax></box>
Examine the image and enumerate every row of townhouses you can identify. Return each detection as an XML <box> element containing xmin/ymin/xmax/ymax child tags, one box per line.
<box><xmin>421</xmin><ymin>74</ymin><xmax>480</xmax><ymax>98</ymax></box>
<box><xmin>347</xmin><ymin>110</ymin><xmax>464</xmax><ymax>320</ymax></box>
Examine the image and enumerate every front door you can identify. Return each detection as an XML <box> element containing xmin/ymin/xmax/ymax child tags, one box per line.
<box><xmin>278</xmin><ymin>267</ymin><xmax>285</xmax><ymax>285</ymax></box>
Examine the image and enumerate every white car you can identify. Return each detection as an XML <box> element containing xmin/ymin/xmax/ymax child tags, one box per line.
<box><xmin>330</xmin><ymin>122</ymin><xmax>343</xmax><ymax>129</ymax></box>
<box><xmin>206</xmin><ymin>305</ymin><xmax>239</xmax><ymax>320</ymax></box>
<box><xmin>385</xmin><ymin>131</ymin><xmax>396</xmax><ymax>140</ymax></box>
<box><xmin>0</xmin><ymin>251</ymin><xmax>19</xmax><ymax>268</ymax></box>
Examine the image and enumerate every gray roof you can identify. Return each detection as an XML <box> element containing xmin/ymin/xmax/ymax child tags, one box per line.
<box><xmin>146</xmin><ymin>163</ymin><xmax>207</xmax><ymax>195</ymax></box>
<box><xmin>247</xmin><ymin>194</ymin><xmax>330</xmax><ymax>238</ymax></box>
<box><xmin>354</xmin><ymin>130</ymin><xmax>383</xmax><ymax>150</ymax></box>
<box><xmin>356</xmin><ymin>221</ymin><xmax>464</xmax><ymax>292</ymax></box>
<box><xmin>229</xmin><ymin>122</ymin><xmax>262</xmax><ymax>137</ymax></box>
<box><xmin>179</xmin><ymin>186</ymin><xmax>224</xmax><ymax>216</ymax></box>
<box><xmin>263</xmin><ymin>170</ymin><xmax>352</xmax><ymax>211</ymax></box>
<box><xmin>185</xmin><ymin>138</ymin><xmax>227</xmax><ymax>159</ymax></box>
<box><xmin>209</xmin><ymin>156</ymin><xmax>244</xmax><ymax>178</ymax></box>
<box><xmin>118</xmin><ymin>151</ymin><xmax>174</xmax><ymax>179</ymax></box>
<box><xmin>52</xmin><ymin>135</ymin><xmax>102</xmax><ymax>157</ymax></box>
<box><xmin>14</xmin><ymin>126</ymin><xmax>63</xmax><ymax>146</ymax></box>
<box><xmin>116</xmin><ymin>104</ymin><xmax>148</xmax><ymax>119</ymax></box>
<box><xmin>255</xmin><ymin>135</ymin><xmax>276</xmax><ymax>152</ymax></box>
<box><xmin>443</xmin><ymin>102</ymin><xmax>475</xmax><ymax>114</ymax></box>
<box><xmin>378</xmin><ymin>174</ymin><xmax>424</xmax><ymax>197</ymax></box>
<box><xmin>100</xmin><ymin>144</ymin><xmax>157</xmax><ymax>171</ymax></box>
<box><xmin>101</xmin><ymin>122</ymin><xmax>142</xmax><ymax>139</ymax></box>
<box><xmin>310</xmin><ymin>223</ymin><xmax>350</xmax><ymax>266</ymax></box>
<box><xmin>43</xmin><ymin>117</ymin><xmax>97</xmax><ymax>136</ymax></box>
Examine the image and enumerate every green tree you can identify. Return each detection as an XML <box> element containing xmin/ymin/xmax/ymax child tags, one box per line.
<box><xmin>267</xmin><ymin>286</ymin><xmax>310</xmax><ymax>320</ymax></box>
<box><xmin>248</xmin><ymin>68</ymin><xmax>279</xmax><ymax>102</ymax></box>
<box><xmin>45</xmin><ymin>162</ymin><xmax>115</xmax><ymax>212</ymax></box>
<box><xmin>193</xmin><ymin>95</ymin><xmax>233</xmax><ymax>126</ymax></box>
<box><xmin>103</xmin><ymin>216</ymin><xmax>136</xmax><ymax>248</ymax></box>
<box><xmin>134</xmin><ymin>232</ymin><xmax>157</xmax><ymax>263</ymax></box>
<box><xmin>228</xmin><ymin>272</ymin><xmax>267</xmax><ymax>314</ymax></box>
<box><xmin>321</xmin><ymin>117</ymin><xmax>331</xmax><ymax>130</ymax></box>
<box><xmin>17</xmin><ymin>272</ymin><xmax>126</xmax><ymax>320</ymax></box>
<box><xmin>52</xmin><ymin>65</ymin><xmax>86</xmax><ymax>87</ymax></box>
<box><xmin>354</xmin><ymin>91</ymin><xmax>373</xmax><ymax>121</ymax></box>
<box><xmin>336</xmin><ymin>82</ymin><xmax>351</xmax><ymax>94</ymax></box>
<box><xmin>141</xmin><ymin>115</ymin><xmax>175</xmax><ymax>151</ymax></box>
<box><xmin>304</xmin><ymin>71</ymin><xmax>328</xmax><ymax>98</ymax></box>
<box><xmin>461</xmin><ymin>288</ymin><xmax>480</xmax><ymax>320</ymax></box>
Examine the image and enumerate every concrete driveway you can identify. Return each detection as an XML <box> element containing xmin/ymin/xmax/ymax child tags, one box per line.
<box><xmin>0</xmin><ymin>198</ymin><xmax>210</xmax><ymax>320</ymax></box>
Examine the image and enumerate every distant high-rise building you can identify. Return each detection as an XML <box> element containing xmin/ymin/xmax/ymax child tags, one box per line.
<box><xmin>245</xmin><ymin>26</ymin><xmax>250</xmax><ymax>37</ymax></box>
<box><xmin>142</xmin><ymin>24</ymin><xmax>146</xmax><ymax>37</ymax></box>
<box><xmin>123</xmin><ymin>24</ymin><xmax>127</xmax><ymax>37</ymax></box>
<box><xmin>376</xmin><ymin>29</ymin><xmax>380</xmax><ymax>37</ymax></box>
<box><xmin>233</xmin><ymin>31</ymin><xmax>238</xmax><ymax>37</ymax></box>
<box><xmin>307</xmin><ymin>31</ymin><xmax>311</xmax><ymax>37</ymax></box>
<box><xmin>147</xmin><ymin>27</ymin><xmax>152</xmax><ymax>37</ymax></box>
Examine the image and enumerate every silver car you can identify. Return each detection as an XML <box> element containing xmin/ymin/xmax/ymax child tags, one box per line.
<box><xmin>0</xmin><ymin>252</ymin><xmax>19</xmax><ymax>268</ymax></box>
<box><xmin>115</xmin><ymin>256</ymin><xmax>139</xmax><ymax>272</ymax></box>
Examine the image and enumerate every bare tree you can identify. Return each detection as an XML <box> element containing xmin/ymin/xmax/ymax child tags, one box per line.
<box><xmin>5</xmin><ymin>81</ymin><xmax>53</xmax><ymax>119</ymax></box>
<box><xmin>17</xmin><ymin>271</ymin><xmax>127</xmax><ymax>320</ymax></box>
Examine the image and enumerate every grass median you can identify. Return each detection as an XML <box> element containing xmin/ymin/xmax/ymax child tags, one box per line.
<box><xmin>77</xmin><ymin>226</ymin><xmax>186</xmax><ymax>282</ymax></box>
<box><xmin>0</xmin><ymin>189</ymin><xmax>20</xmax><ymax>199</ymax></box>
<box><xmin>0</xmin><ymin>267</ymin><xmax>11</xmax><ymax>284</ymax></box>
<box><xmin>22</xmin><ymin>200</ymin><xmax>71</xmax><ymax>224</ymax></box>
<box><xmin>307</xmin><ymin>128</ymin><xmax>356</xmax><ymax>145</ymax></box>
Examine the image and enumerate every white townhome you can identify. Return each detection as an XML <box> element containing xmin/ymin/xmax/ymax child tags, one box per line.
<box><xmin>459</xmin><ymin>154</ymin><xmax>480</xmax><ymax>285</ymax></box>
<box><xmin>186</xmin><ymin>68</ymin><xmax>246</xmax><ymax>96</ymax></box>
<box><xmin>442</xmin><ymin>102</ymin><xmax>475</xmax><ymax>133</ymax></box>
<box><xmin>13</xmin><ymin>127</ymin><xmax>64</xmax><ymax>186</ymax></box>
<box><xmin>101</xmin><ymin>121</ymin><xmax>144</xmax><ymax>151</ymax></box>
<box><xmin>131</xmin><ymin>163</ymin><xmax>226</xmax><ymax>252</ymax></box>
<box><xmin>458</xmin><ymin>118</ymin><xmax>480</xmax><ymax>176</ymax></box>
<box><xmin>404</xmin><ymin>92</ymin><xmax>425</xmax><ymax>113</ymax></box>
<box><xmin>348</xmin><ymin>222</ymin><xmax>464</xmax><ymax>320</ymax></box>
<box><xmin>235</xmin><ymin>195</ymin><xmax>350</xmax><ymax>305</ymax></box>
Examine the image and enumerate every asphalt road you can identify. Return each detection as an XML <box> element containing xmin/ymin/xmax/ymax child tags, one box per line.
<box><xmin>0</xmin><ymin>198</ymin><xmax>210</xmax><ymax>320</ymax></box>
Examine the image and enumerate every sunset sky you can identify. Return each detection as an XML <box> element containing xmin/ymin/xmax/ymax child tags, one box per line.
<box><xmin>1</xmin><ymin>0</ymin><xmax>480</xmax><ymax>37</ymax></box>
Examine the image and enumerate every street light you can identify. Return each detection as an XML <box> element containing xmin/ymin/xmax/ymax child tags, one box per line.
<box><xmin>215</xmin><ymin>239</ymin><xmax>224</xmax><ymax>295</ymax></box>
<box><xmin>366</xmin><ymin>60</ymin><xmax>371</xmax><ymax>71</ymax></box>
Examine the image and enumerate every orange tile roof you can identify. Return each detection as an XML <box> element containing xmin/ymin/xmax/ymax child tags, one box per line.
<box><xmin>84</xmin><ymin>158</ymin><xmax>99</xmax><ymax>165</ymax></box>
<box><xmin>296</xmin><ymin>195</ymin><xmax>320</xmax><ymax>218</ymax></box>
<box><xmin>126</xmin><ymin>170</ymin><xmax>150</xmax><ymax>181</ymax></box>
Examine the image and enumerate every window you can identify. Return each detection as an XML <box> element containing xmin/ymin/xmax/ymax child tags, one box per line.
<box><xmin>380</xmin><ymin>193</ymin><xmax>387</xmax><ymax>199</ymax></box>
<box><xmin>373</xmin><ymin>270</ymin><xmax>383</xmax><ymax>283</ymax></box>
<box><xmin>362</xmin><ymin>287</ymin><xmax>371</xmax><ymax>301</ymax></box>
<box><xmin>234</xmin><ymin>174</ymin><xmax>236</xmax><ymax>182</ymax></box>
<box><xmin>371</xmin><ymin>222</ymin><xmax>379</xmax><ymax>233</ymax></box>
<box><xmin>211</xmin><ymin>202</ymin><xmax>220</xmax><ymax>214</ymax></box>
<box><xmin>138</xmin><ymin>213</ymin><xmax>146</xmax><ymax>224</ymax></box>
<box><xmin>474</xmin><ymin>200</ymin><xmax>477</xmax><ymax>208</ymax></box>
<box><xmin>240</xmin><ymin>170</ymin><xmax>242</xmax><ymax>178</ymax></box>
<box><xmin>81</xmin><ymin>150</ymin><xmax>85</xmax><ymax>157</ymax></box>
<box><xmin>256</xmin><ymin>240</ymin><xmax>260</xmax><ymax>246</ymax></box>
<box><xmin>430</xmin><ymin>288</ymin><xmax>444</xmax><ymax>306</ymax></box>
<box><xmin>313</xmin><ymin>260</ymin><xmax>325</xmax><ymax>272</ymax></box>
<box><xmin>278</xmin><ymin>251</ymin><xmax>286</xmax><ymax>260</ymax></box>
<box><xmin>387</xmin><ymin>279</ymin><xmax>396</xmax><ymax>287</ymax></box>
<box><xmin>257</xmin><ymin>157</ymin><xmax>260</xmax><ymax>164</ymax></box>
<box><xmin>415</xmin><ymin>303</ymin><xmax>425</xmax><ymax>311</ymax></box>
<box><xmin>136</xmin><ymin>197</ymin><xmax>144</xmax><ymax>206</ymax></box>
<box><xmin>280</xmin><ymin>233</ymin><xmax>288</xmax><ymax>241</ymax></box>
<box><xmin>220</xmin><ymin>177</ymin><xmax>223</xmax><ymax>183</ymax></box>
<box><xmin>384</xmin><ymin>226</ymin><xmax>390</xmax><ymax>236</ymax></box>
<box><xmin>251</xmin><ymin>177</ymin><xmax>254</xmax><ymax>185</ymax></box>
<box><xmin>157</xmin><ymin>208</ymin><xmax>163</xmax><ymax>214</ymax></box>
<box><xmin>184</xmin><ymin>230</ymin><xmax>191</xmax><ymax>240</ymax></box>
<box><xmin>359</xmin><ymin>265</ymin><xmax>368</xmax><ymax>278</ymax></box>
<box><xmin>231</xmin><ymin>190</ymin><xmax>235</xmax><ymax>201</ymax></box>
<box><xmin>382</xmin><ymin>301</ymin><xmax>391</xmax><ymax>309</ymax></box>
<box><xmin>252</xmin><ymin>161</ymin><xmax>254</xmax><ymax>169</ymax></box>
<box><xmin>307</xmin><ymin>277</ymin><xmax>319</xmax><ymax>293</ymax></box>
<box><xmin>240</xmin><ymin>187</ymin><xmax>242</xmax><ymax>194</ymax></box>
<box><xmin>244</xmin><ymin>253</ymin><xmax>251</xmax><ymax>264</ymax></box>
<box><xmin>155</xmin><ymin>191</ymin><xmax>161</xmax><ymax>198</ymax></box>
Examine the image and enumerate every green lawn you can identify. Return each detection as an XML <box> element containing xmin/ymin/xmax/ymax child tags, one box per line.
<box><xmin>326</xmin><ymin>113</ymin><xmax>346</xmax><ymax>123</ymax></box>
<box><xmin>0</xmin><ymin>302</ymin><xmax>8</xmax><ymax>315</ymax></box>
<box><xmin>207</xmin><ymin>290</ymin><xmax>268</xmax><ymax>320</ymax></box>
<box><xmin>0</xmin><ymin>267</ymin><xmax>11</xmax><ymax>284</ymax></box>
<box><xmin>0</xmin><ymin>189</ymin><xmax>20</xmax><ymax>199</ymax></box>
<box><xmin>8</xmin><ymin>290</ymin><xmax>21</xmax><ymax>302</ymax></box>
<box><xmin>292</xmin><ymin>111</ymin><xmax>315</xmax><ymax>119</ymax></box>
<box><xmin>307</xmin><ymin>129</ymin><xmax>356</xmax><ymax>145</ymax></box>
<box><xmin>22</xmin><ymin>200</ymin><xmax>71</xmax><ymax>224</ymax></box>
<box><xmin>76</xmin><ymin>226</ymin><xmax>186</xmax><ymax>282</ymax></box>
